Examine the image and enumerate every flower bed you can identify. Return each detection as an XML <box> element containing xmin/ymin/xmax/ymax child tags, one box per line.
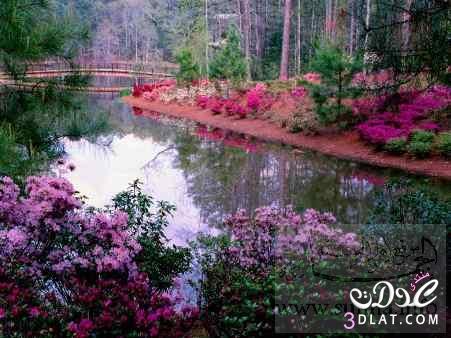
<box><xmin>132</xmin><ymin>79</ymin><xmax>176</xmax><ymax>100</ymax></box>
<box><xmin>193</xmin><ymin>82</ymin><xmax>308</xmax><ymax>120</ymax></box>
<box><xmin>355</xmin><ymin>85</ymin><xmax>451</xmax><ymax>147</ymax></box>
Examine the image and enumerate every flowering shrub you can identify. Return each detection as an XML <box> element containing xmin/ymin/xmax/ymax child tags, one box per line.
<box><xmin>224</xmin><ymin>206</ymin><xmax>358</xmax><ymax>270</ymax></box>
<box><xmin>246</xmin><ymin>83</ymin><xmax>274</xmax><ymax>113</ymax></box>
<box><xmin>0</xmin><ymin>176</ymin><xmax>197</xmax><ymax>337</ymax></box>
<box><xmin>193</xmin><ymin>206</ymin><xmax>358</xmax><ymax>337</ymax></box>
<box><xmin>223</xmin><ymin>99</ymin><xmax>248</xmax><ymax>118</ymax></box>
<box><xmin>196</xmin><ymin>95</ymin><xmax>209</xmax><ymax>109</ymax></box>
<box><xmin>208</xmin><ymin>97</ymin><xmax>224</xmax><ymax>115</ymax></box>
<box><xmin>132</xmin><ymin>80</ymin><xmax>177</xmax><ymax>101</ymax></box>
<box><xmin>224</xmin><ymin>99</ymin><xmax>237</xmax><ymax>116</ymax></box>
<box><xmin>355</xmin><ymin>85</ymin><xmax>451</xmax><ymax>146</ymax></box>
<box><xmin>287</xmin><ymin>111</ymin><xmax>320</xmax><ymax>135</ymax></box>
<box><xmin>302</xmin><ymin>72</ymin><xmax>321</xmax><ymax>84</ymax></box>
<box><xmin>290</xmin><ymin>86</ymin><xmax>307</xmax><ymax>99</ymax></box>
<box><xmin>352</xmin><ymin>69</ymin><xmax>394</xmax><ymax>89</ymax></box>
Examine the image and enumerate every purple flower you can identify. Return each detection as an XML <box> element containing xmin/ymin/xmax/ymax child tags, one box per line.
<box><xmin>29</xmin><ymin>307</ymin><xmax>40</xmax><ymax>318</ymax></box>
<box><xmin>6</xmin><ymin>228</ymin><xmax>28</xmax><ymax>246</ymax></box>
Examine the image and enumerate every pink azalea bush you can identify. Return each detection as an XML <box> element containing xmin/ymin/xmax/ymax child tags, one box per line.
<box><xmin>303</xmin><ymin>72</ymin><xmax>321</xmax><ymax>84</ymax></box>
<box><xmin>195</xmin><ymin>95</ymin><xmax>209</xmax><ymax>109</ymax></box>
<box><xmin>355</xmin><ymin>85</ymin><xmax>451</xmax><ymax>146</ymax></box>
<box><xmin>132</xmin><ymin>80</ymin><xmax>176</xmax><ymax>100</ymax></box>
<box><xmin>194</xmin><ymin>206</ymin><xmax>359</xmax><ymax>337</ymax></box>
<box><xmin>291</xmin><ymin>86</ymin><xmax>307</xmax><ymax>99</ymax></box>
<box><xmin>225</xmin><ymin>206</ymin><xmax>359</xmax><ymax>270</ymax></box>
<box><xmin>0</xmin><ymin>176</ymin><xmax>198</xmax><ymax>337</ymax></box>
<box><xmin>208</xmin><ymin>97</ymin><xmax>225</xmax><ymax>115</ymax></box>
<box><xmin>246</xmin><ymin>83</ymin><xmax>274</xmax><ymax>112</ymax></box>
<box><xmin>194</xmin><ymin>82</ymin><xmax>275</xmax><ymax>119</ymax></box>
<box><xmin>223</xmin><ymin>99</ymin><xmax>248</xmax><ymax>118</ymax></box>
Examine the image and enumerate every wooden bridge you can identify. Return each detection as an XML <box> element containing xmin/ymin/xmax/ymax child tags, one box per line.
<box><xmin>0</xmin><ymin>61</ymin><xmax>177</xmax><ymax>93</ymax></box>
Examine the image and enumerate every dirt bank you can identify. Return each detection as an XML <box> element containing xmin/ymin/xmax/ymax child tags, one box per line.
<box><xmin>124</xmin><ymin>96</ymin><xmax>451</xmax><ymax>180</ymax></box>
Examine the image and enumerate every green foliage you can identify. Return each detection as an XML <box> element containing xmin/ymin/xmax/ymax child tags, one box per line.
<box><xmin>209</xmin><ymin>27</ymin><xmax>247</xmax><ymax>86</ymax></box>
<box><xmin>177</xmin><ymin>17</ymin><xmax>209</xmax><ymax>76</ymax></box>
<box><xmin>0</xmin><ymin>1</ymin><xmax>107</xmax><ymax>179</ymax></box>
<box><xmin>287</xmin><ymin>111</ymin><xmax>320</xmax><ymax>135</ymax></box>
<box><xmin>407</xmin><ymin>141</ymin><xmax>433</xmax><ymax>158</ymax></box>
<box><xmin>410</xmin><ymin>130</ymin><xmax>435</xmax><ymax>143</ymax></box>
<box><xmin>119</xmin><ymin>88</ymin><xmax>131</xmax><ymax>97</ymax></box>
<box><xmin>110</xmin><ymin>180</ymin><xmax>191</xmax><ymax>291</ymax></box>
<box><xmin>176</xmin><ymin>49</ymin><xmax>201</xmax><ymax>86</ymax></box>
<box><xmin>384</xmin><ymin>137</ymin><xmax>407</xmax><ymax>154</ymax></box>
<box><xmin>191</xmin><ymin>234</ymin><xmax>275</xmax><ymax>337</ymax></box>
<box><xmin>307</xmin><ymin>44</ymin><xmax>363</xmax><ymax>126</ymax></box>
<box><xmin>367</xmin><ymin>1</ymin><xmax>449</xmax><ymax>90</ymax></box>
<box><xmin>368</xmin><ymin>179</ymin><xmax>451</xmax><ymax>225</ymax></box>
<box><xmin>0</xmin><ymin>124</ymin><xmax>43</xmax><ymax>180</ymax></box>
<box><xmin>252</xmin><ymin>30</ymin><xmax>282</xmax><ymax>81</ymax></box>
<box><xmin>406</xmin><ymin>131</ymin><xmax>434</xmax><ymax>158</ymax></box>
<box><xmin>436</xmin><ymin>131</ymin><xmax>451</xmax><ymax>158</ymax></box>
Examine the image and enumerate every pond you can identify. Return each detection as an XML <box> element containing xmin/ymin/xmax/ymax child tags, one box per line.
<box><xmin>61</xmin><ymin>95</ymin><xmax>451</xmax><ymax>246</ymax></box>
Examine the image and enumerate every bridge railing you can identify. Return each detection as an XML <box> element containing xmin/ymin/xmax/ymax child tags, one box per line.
<box><xmin>0</xmin><ymin>61</ymin><xmax>178</xmax><ymax>77</ymax></box>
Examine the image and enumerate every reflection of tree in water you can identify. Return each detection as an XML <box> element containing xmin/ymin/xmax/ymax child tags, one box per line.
<box><xmin>87</xmin><ymin>96</ymin><xmax>179</xmax><ymax>146</ymax></box>
<box><xmin>171</xmin><ymin>130</ymin><xmax>381</xmax><ymax>226</ymax></box>
<box><xmin>94</xmin><ymin>97</ymin><xmax>450</xmax><ymax>228</ymax></box>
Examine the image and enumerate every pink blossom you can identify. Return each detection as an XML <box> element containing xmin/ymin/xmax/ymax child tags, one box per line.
<box><xmin>29</xmin><ymin>307</ymin><xmax>40</xmax><ymax>318</ymax></box>
<box><xmin>303</xmin><ymin>72</ymin><xmax>321</xmax><ymax>84</ymax></box>
<box><xmin>6</xmin><ymin>228</ymin><xmax>28</xmax><ymax>246</ymax></box>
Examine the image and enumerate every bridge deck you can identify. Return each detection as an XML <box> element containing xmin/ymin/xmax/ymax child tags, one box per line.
<box><xmin>0</xmin><ymin>62</ymin><xmax>176</xmax><ymax>92</ymax></box>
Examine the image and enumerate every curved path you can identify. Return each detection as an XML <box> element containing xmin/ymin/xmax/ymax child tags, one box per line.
<box><xmin>124</xmin><ymin>96</ymin><xmax>451</xmax><ymax>181</ymax></box>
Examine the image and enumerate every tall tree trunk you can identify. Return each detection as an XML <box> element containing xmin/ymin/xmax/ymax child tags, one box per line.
<box><xmin>332</xmin><ymin>0</ymin><xmax>338</xmax><ymax>39</ymax></box>
<box><xmin>242</xmin><ymin>0</ymin><xmax>252</xmax><ymax>80</ymax></box>
<box><xmin>237</xmin><ymin>0</ymin><xmax>242</xmax><ymax>33</ymax></box>
<box><xmin>255</xmin><ymin>2</ymin><xmax>261</xmax><ymax>58</ymax></box>
<box><xmin>279</xmin><ymin>0</ymin><xmax>292</xmax><ymax>80</ymax></box>
<box><xmin>325</xmin><ymin>0</ymin><xmax>332</xmax><ymax>39</ymax></box>
<box><xmin>135</xmin><ymin>25</ymin><xmax>138</xmax><ymax>63</ymax></box>
<box><xmin>402</xmin><ymin>0</ymin><xmax>414</xmax><ymax>51</ymax></box>
<box><xmin>205</xmin><ymin>0</ymin><xmax>209</xmax><ymax>77</ymax></box>
<box><xmin>310</xmin><ymin>4</ymin><xmax>315</xmax><ymax>58</ymax></box>
<box><xmin>364</xmin><ymin>0</ymin><xmax>372</xmax><ymax>52</ymax></box>
<box><xmin>296</xmin><ymin>0</ymin><xmax>301</xmax><ymax>75</ymax></box>
<box><xmin>349</xmin><ymin>0</ymin><xmax>356</xmax><ymax>55</ymax></box>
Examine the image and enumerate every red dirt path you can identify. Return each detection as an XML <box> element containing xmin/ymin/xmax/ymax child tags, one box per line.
<box><xmin>124</xmin><ymin>96</ymin><xmax>451</xmax><ymax>180</ymax></box>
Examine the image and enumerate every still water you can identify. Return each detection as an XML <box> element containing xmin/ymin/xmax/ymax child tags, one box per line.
<box><xmin>62</xmin><ymin>95</ymin><xmax>450</xmax><ymax>245</ymax></box>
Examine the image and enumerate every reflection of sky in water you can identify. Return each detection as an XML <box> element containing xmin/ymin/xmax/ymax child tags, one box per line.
<box><xmin>63</xmin><ymin>135</ymin><xmax>216</xmax><ymax>246</ymax></box>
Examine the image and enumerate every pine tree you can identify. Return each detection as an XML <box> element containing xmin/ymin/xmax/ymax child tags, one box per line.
<box><xmin>176</xmin><ymin>49</ymin><xmax>201</xmax><ymax>86</ymax></box>
<box><xmin>307</xmin><ymin>43</ymin><xmax>363</xmax><ymax>126</ymax></box>
<box><xmin>209</xmin><ymin>27</ymin><xmax>247</xmax><ymax>87</ymax></box>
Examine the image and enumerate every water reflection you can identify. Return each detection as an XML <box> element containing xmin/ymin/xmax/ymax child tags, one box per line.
<box><xmin>63</xmin><ymin>96</ymin><xmax>449</xmax><ymax>244</ymax></box>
